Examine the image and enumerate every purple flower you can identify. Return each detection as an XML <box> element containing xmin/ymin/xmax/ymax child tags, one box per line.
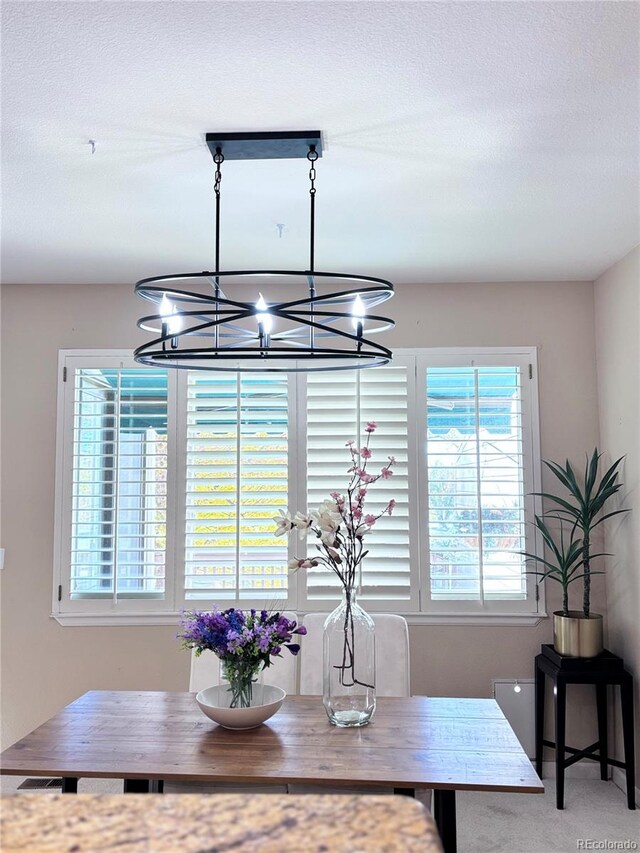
<box><xmin>177</xmin><ymin>608</ymin><xmax>306</xmax><ymax>670</ymax></box>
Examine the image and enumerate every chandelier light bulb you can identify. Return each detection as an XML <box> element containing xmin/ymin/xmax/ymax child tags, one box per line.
<box><xmin>255</xmin><ymin>293</ymin><xmax>273</xmax><ymax>335</ymax></box>
<box><xmin>351</xmin><ymin>294</ymin><xmax>365</xmax><ymax>334</ymax></box>
<box><xmin>160</xmin><ymin>293</ymin><xmax>182</xmax><ymax>336</ymax></box>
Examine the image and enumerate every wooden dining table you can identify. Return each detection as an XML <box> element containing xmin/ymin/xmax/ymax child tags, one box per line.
<box><xmin>0</xmin><ymin>691</ymin><xmax>543</xmax><ymax>853</ymax></box>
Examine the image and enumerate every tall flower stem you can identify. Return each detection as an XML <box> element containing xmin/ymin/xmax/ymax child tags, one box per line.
<box><xmin>334</xmin><ymin>587</ymin><xmax>374</xmax><ymax>690</ymax></box>
<box><xmin>222</xmin><ymin>660</ymin><xmax>261</xmax><ymax>709</ymax></box>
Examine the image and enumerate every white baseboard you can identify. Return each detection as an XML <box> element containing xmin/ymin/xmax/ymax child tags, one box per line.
<box><xmin>611</xmin><ymin>767</ymin><xmax>640</xmax><ymax>807</ymax></box>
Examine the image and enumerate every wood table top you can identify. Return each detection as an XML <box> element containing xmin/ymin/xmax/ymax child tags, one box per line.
<box><xmin>0</xmin><ymin>691</ymin><xmax>543</xmax><ymax>794</ymax></box>
<box><xmin>0</xmin><ymin>793</ymin><xmax>443</xmax><ymax>852</ymax></box>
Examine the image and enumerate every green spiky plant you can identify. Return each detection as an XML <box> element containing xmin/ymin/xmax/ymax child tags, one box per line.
<box><xmin>535</xmin><ymin>449</ymin><xmax>628</xmax><ymax>618</ymax></box>
<box><xmin>522</xmin><ymin>517</ymin><xmax>592</xmax><ymax>616</ymax></box>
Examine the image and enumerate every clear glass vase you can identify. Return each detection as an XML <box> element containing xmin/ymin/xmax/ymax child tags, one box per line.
<box><xmin>323</xmin><ymin>588</ymin><xmax>376</xmax><ymax>727</ymax></box>
<box><xmin>220</xmin><ymin>659</ymin><xmax>263</xmax><ymax>709</ymax></box>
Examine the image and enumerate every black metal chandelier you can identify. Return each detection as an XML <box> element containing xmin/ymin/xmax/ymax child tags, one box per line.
<box><xmin>134</xmin><ymin>131</ymin><xmax>394</xmax><ymax>372</ymax></box>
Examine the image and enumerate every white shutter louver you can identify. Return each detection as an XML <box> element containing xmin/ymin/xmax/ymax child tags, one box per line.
<box><xmin>70</xmin><ymin>368</ymin><xmax>168</xmax><ymax>600</ymax></box>
<box><xmin>185</xmin><ymin>372</ymin><xmax>289</xmax><ymax>601</ymax></box>
<box><xmin>425</xmin><ymin>365</ymin><xmax>527</xmax><ymax>602</ymax></box>
<box><xmin>305</xmin><ymin>366</ymin><xmax>411</xmax><ymax>603</ymax></box>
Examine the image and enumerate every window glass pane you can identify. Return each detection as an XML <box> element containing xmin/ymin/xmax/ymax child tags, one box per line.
<box><xmin>70</xmin><ymin>368</ymin><xmax>168</xmax><ymax>599</ymax></box>
<box><xmin>426</xmin><ymin>366</ymin><xmax>527</xmax><ymax>601</ymax></box>
<box><xmin>185</xmin><ymin>372</ymin><xmax>288</xmax><ymax>600</ymax></box>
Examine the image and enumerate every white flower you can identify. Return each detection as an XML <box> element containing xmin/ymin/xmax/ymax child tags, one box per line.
<box><xmin>293</xmin><ymin>511</ymin><xmax>313</xmax><ymax>539</ymax></box>
<box><xmin>312</xmin><ymin>500</ymin><xmax>341</xmax><ymax>534</ymax></box>
<box><xmin>273</xmin><ymin>510</ymin><xmax>293</xmax><ymax>537</ymax></box>
<box><xmin>320</xmin><ymin>529</ymin><xmax>336</xmax><ymax>547</ymax></box>
<box><xmin>354</xmin><ymin>524</ymin><xmax>370</xmax><ymax>539</ymax></box>
<box><xmin>320</xmin><ymin>499</ymin><xmax>340</xmax><ymax>516</ymax></box>
<box><xmin>313</xmin><ymin>511</ymin><xmax>339</xmax><ymax>533</ymax></box>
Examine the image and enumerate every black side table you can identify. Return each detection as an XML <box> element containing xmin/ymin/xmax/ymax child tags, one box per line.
<box><xmin>535</xmin><ymin>644</ymin><xmax>636</xmax><ymax>810</ymax></box>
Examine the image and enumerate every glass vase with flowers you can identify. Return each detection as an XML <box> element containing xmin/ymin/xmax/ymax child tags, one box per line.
<box><xmin>274</xmin><ymin>421</ymin><xmax>395</xmax><ymax>727</ymax></box>
<box><xmin>178</xmin><ymin>608</ymin><xmax>306</xmax><ymax>708</ymax></box>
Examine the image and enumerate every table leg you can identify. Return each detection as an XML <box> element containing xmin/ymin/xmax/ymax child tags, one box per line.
<box><xmin>393</xmin><ymin>788</ymin><xmax>415</xmax><ymax>797</ymax></box>
<box><xmin>61</xmin><ymin>777</ymin><xmax>78</xmax><ymax>793</ymax></box>
<box><xmin>535</xmin><ymin>657</ymin><xmax>545</xmax><ymax>777</ymax></box>
<box><xmin>123</xmin><ymin>779</ymin><xmax>164</xmax><ymax>793</ymax></box>
<box><xmin>620</xmin><ymin>676</ymin><xmax>636</xmax><ymax>810</ymax></box>
<box><xmin>595</xmin><ymin>683</ymin><xmax>608</xmax><ymax>781</ymax></box>
<box><xmin>433</xmin><ymin>789</ymin><xmax>456</xmax><ymax>853</ymax></box>
<box><xmin>554</xmin><ymin>679</ymin><xmax>566</xmax><ymax>809</ymax></box>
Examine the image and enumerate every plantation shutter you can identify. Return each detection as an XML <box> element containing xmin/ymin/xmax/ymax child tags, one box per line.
<box><xmin>424</xmin><ymin>359</ymin><xmax>529</xmax><ymax>604</ymax></box>
<box><xmin>69</xmin><ymin>366</ymin><xmax>168</xmax><ymax>600</ymax></box>
<box><xmin>304</xmin><ymin>364</ymin><xmax>413</xmax><ymax>606</ymax></box>
<box><xmin>184</xmin><ymin>372</ymin><xmax>289</xmax><ymax>601</ymax></box>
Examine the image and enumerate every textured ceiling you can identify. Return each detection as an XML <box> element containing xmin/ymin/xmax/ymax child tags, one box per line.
<box><xmin>1</xmin><ymin>1</ymin><xmax>638</xmax><ymax>285</ymax></box>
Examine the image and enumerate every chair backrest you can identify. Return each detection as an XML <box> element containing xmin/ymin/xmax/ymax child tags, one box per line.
<box><xmin>188</xmin><ymin>610</ymin><xmax>299</xmax><ymax>695</ymax></box>
<box><xmin>299</xmin><ymin>613</ymin><xmax>410</xmax><ymax>697</ymax></box>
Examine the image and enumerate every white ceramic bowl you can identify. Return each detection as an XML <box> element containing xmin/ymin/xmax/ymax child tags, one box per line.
<box><xmin>196</xmin><ymin>684</ymin><xmax>286</xmax><ymax>730</ymax></box>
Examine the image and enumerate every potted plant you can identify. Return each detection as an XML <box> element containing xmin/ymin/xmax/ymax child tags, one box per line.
<box><xmin>523</xmin><ymin>517</ymin><xmax>604</xmax><ymax>656</ymax></box>
<box><xmin>523</xmin><ymin>516</ymin><xmax>586</xmax><ymax>614</ymax></box>
<box><xmin>534</xmin><ymin>449</ymin><xmax>628</xmax><ymax>657</ymax></box>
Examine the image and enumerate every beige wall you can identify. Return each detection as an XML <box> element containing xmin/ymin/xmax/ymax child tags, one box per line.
<box><xmin>0</xmin><ymin>280</ymin><xmax>603</xmax><ymax>751</ymax></box>
<box><xmin>594</xmin><ymin>244</ymin><xmax>640</xmax><ymax>790</ymax></box>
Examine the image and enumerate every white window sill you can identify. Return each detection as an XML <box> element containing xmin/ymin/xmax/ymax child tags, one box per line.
<box><xmin>52</xmin><ymin>611</ymin><xmax>547</xmax><ymax>628</ymax></box>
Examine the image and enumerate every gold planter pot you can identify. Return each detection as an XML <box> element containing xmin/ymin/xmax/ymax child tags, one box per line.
<box><xmin>553</xmin><ymin>611</ymin><xmax>603</xmax><ymax>658</ymax></box>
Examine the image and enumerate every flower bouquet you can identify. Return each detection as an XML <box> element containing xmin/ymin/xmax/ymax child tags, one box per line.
<box><xmin>179</xmin><ymin>608</ymin><xmax>306</xmax><ymax>708</ymax></box>
<box><xmin>274</xmin><ymin>421</ymin><xmax>395</xmax><ymax>725</ymax></box>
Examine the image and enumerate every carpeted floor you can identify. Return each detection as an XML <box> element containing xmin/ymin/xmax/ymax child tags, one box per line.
<box><xmin>1</xmin><ymin>774</ymin><xmax>638</xmax><ymax>851</ymax></box>
<box><xmin>456</xmin><ymin>778</ymin><xmax>639</xmax><ymax>852</ymax></box>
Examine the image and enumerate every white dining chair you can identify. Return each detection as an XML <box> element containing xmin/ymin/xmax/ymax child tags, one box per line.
<box><xmin>299</xmin><ymin>612</ymin><xmax>411</xmax><ymax>697</ymax></box>
<box><xmin>291</xmin><ymin>612</ymin><xmax>428</xmax><ymax>802</ymax></box>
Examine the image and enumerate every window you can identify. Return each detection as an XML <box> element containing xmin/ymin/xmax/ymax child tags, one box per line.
<box><xmin>303</xmin><ymin>362</ymin><xmax>417</xmax><ymax>608</ymax></box>
<box><xmin>54</xmin><ymin>348</ymin><xmax>542</xmax><ymax>624</ymax></box>
<box><xmin>419</xmin><ymin>352</ymin><xmax>539</xmax><ymax>617</ymax></box>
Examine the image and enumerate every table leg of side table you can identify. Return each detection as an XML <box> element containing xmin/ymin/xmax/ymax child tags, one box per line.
<box><xmin>61</xmin><ymin>777</ymin><xmax>78</xmax><ymax>793</ymax></box>
<box><xmin>433</xmin><ymin>789</ymin><xmax>456</xmax><ymax>853</ymax></box>
<box><xmin>595</xmin><ymin>683</ymin><xmax>608</xmax><ymax>781</ymax></box>
<box><xmin>554</xmin><ymin>679</ymin><xmax>567</xmax><ymax>809</ymax></box>
<box><xmin>620</xmin><ymin>676</ymin><xmax>636</xmax><ymax>810</ymax></box>
<box><xmin>535</xmin><ymin>658</ymin><xmax>545</xmax><ymax>776</ymax></box>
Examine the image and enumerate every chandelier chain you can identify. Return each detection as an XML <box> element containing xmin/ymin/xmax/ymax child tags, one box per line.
<box><xmin>213</xmin><ymin>147</ymin><xmax>224</xmax><ymax>276</ymax></box>
<box><xmin>213</xmin><ymin>148</ymin><xmax>224</xmax><ymax>195</ymax></box>
<box><xmin>308</xmin><ymin>145</ymin><xmax>318</xmax><ymax>273</ymax></box>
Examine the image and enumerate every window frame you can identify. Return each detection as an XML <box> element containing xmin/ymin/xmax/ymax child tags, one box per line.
<box><xmin>413</xmin><ymin>347</ymin><xmax>544</xmax><ymax>620</ymax></box>
<box><xmin>52</xmin><ymin>348</ymin><xmax>545</xmax><ymax>626</ymax></box>
<box><xmin>53</xmin><ymin>352</ymin><xmax>180</xmax><ymax>624</ymax></box>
